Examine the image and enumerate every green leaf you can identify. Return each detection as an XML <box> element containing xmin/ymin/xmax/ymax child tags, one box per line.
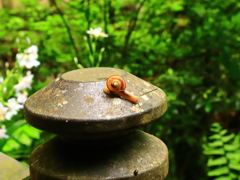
<box><xmin>210</xmin><ymin>123</ymin><xmax>221</xmax><ymax>132</ymax></box>
<box><xmin>11</xmin><ymin>124</ymin><xmax>32</xmax><ymax>146</ymax></box>
<box><xmin>226</xmin><ymin>152</ymin><xmax>240</xmax><ymax>161</ymax></box>
<box><xmin>0</xmin><ymin>120</ymin><xmax>27</xmax><ymax>150</ymax></box>
<box><xmin>224</xmin><ymin>144</ymin><xmax>239</xmax><ymax>151</ymax></box>
<box><xmin>220</xmin><ymin>129</ymin><xmax>228</xmax><ymax>136</ymax></box>
<box><xmin>192</xmin><ymin>5</ymin><xmax>206</xmax><ymax>17</ymax></box>
<box><xmin>229</xmin><ymin>171</ymin><xmax>239</xmax><ymax>179</ymax></box>
<box><xmin>6</xmin><ymin>17</ymin><xmax>25</xmax><ymax>30</ymax></box>
<box><xmin>233</xmin><ymin>134</ymin><xmax>240</xmax><ymax>144</ymax></box>
<box><xmin>2</xmin><ymin>139</ymin><xmax>20</xmax><ymax>152</ymax></box>
<box><xmin>204</xmin><ymin>103</ymin><xmax>212</xmax><ymax>113</ymax></box>
<box><xmin>214</xmin><ymin>176</ymin><xmax>231</xmax><ymax>180</ymax></box>
<box><xmin>170</xmin><ymin>1</ymin><xmax>184</xmax><ymax>11</ymax></box>
<box><xmin>203</xmin><ymin>148</ymin><xmax>224</xmax><ymax>155</ymax></box>
<box><xmin>229</xmin><ymin>161</ymin><xmax>240</xmax><ymax>171</ymax></box>
<box><xmin>208</xmin><ymin>140</ymin><xmax>223</xmax><ymax>147</ymax></box>
<box><xmin>222</xmin><ymin>133</ymin><xmax>235</xmax><ymax>143</ymax></box>
<box><xmin>209</xmin><ymin>134</ymin><xmax>221</xmax><ymax>140</ymax></box>
<box><xmin>6</xmin><ymin>120</ymin><xmax>27</xmax><ymax>135</ymax></box>
<box><xmin>208</xmin><ymin>166</ymin><xmax>229</xmax><ymax>176</ymax></box>
<box><xmin>167</xmin><ymin>68</ymin><xmax>174</xmax><ymax>75</ymax></box>
<box><xmin>13</xmin><ymin>132</ymin><xmax>32</xmax><ymax>146</ymax></box>
<box><xmin>231</xmin><ymin>13</ymin><xmax>240</xmax><ymax>28</ymax></box>
<box><xmin>23</xmin><ymin>124</ymin><xmax>42</xmax><ymax>139</ymax></box>
<box><xmin>207</xmin><ymin>157</ymin><xmax>227</xmax><ymax>166</ymax></box>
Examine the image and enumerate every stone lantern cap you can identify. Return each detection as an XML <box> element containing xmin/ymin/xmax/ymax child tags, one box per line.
<box><xmin>24</xmin><ymin>68</ymin><xmax>167</xmax><ymax>139</ymax></box>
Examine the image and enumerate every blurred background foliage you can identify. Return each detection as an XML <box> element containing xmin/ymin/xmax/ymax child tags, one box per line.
<box><xmin>0</xmin><ymin>0</ymin><xmax>240</xmax><ymax>179</ymax></box>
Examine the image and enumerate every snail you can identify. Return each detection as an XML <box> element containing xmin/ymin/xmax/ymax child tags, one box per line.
<box><xmin>103</xmin><ymin>75</ymin><xmax>139</xmax><ymax>104</ymax></box>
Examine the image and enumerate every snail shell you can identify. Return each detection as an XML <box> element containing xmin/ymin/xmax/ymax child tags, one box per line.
<box><xmin>104</xmin><ymin>75</ymin><xmax>139</xmax><ymax>104</ymax></box>
<box><xmin>106</xmin><ymin>75</ymin><xmax>126</xmax><ymax>92</ymax></box>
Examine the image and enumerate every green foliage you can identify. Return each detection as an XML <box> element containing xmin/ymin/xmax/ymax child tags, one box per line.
<box><xmin>0</xmin><ymin>0</ymin><xmax>239</xmax><ymax>179</ymax></box>
<box><xmin>0</xmin><ymin>120</ymin><xmax>42</xmax><ymax>159</ymax></box>
<box><xmin>0</xmin><ymin>44</ymin><xmax>44</xmax><ymax>163</ymax></box>
<box><xmin>203</xmin><ymin>123</ymin><xmax>240</xmax><ymax>180</ymax></box>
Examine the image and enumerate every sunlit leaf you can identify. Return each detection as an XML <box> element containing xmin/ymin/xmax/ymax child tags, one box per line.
<box><xmin>207</xmin><ymin>166</ymin><xmax>229</xmax><ymax>176</ymax></box>
<box><xmin>221</xmin><ymin>133</ymin><xmax>235</xmax><ymax>143</ymax></box>
<box><xmin>226</xmin><ymin>152</ymin><xmax>240</xmax><ymax>161</ymax></box>
<box><xmin>14</xmin><ymin>133</ymin><xmax>32</xmax><ymax>146</ymax></box>
<box><xmin>203</xmin><ymin>148</ymin><xmax>224</xmax><ymax>155</ymax></box>
<box><xmin>207</xmin><ymin>157</ymin><xmax>227</xmax><ymax>166</ymax></box>
<box><xmin>214</xmin><ymin>176</ymin><xmax>231</xmax><ymax>180</ymax></box>
<box><xmin>169</xmin><ymin>1</ymin><xmax>184</xmax><ymax>11</ymax></box>
<box><xmin>208</xmin><ymin>140</ymin><xmax>223</xmax><ymax>147</ymax></box>
<box><xmin>209</xmin><ymin>134</ymin><xmax>221</xmax><ymax>140</ymax></box>
<box><xmin>2</xmin><ymin>139</ymin><xmax>20</xmax><ymax>152</ymax></box>
<box><xmin>224</xmin><ymin>144</ymin><xmax>239</xmax><ymax>151</ymax></box>
<box><xmin>219</xmin><ymin>129</ymin><xmax>228</xmax><ymax>136</ymax></box>
<box><xmin>229</xmin><ymin>161</ymin><xmax>240</xmax><ymax>171</ymax></box>
<box><xmin>23</xmin><ymin>125</ymin><xmax>42</xmax><ymax>139</ymax></box>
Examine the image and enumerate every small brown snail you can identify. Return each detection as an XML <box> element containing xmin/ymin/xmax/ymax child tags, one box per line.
<box><xmin>103</xmin><ymin>75</ymin><xmax>139</xmax><ymax>104</ymax></box>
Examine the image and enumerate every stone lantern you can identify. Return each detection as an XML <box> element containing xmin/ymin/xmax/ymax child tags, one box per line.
<box><xmin>24</xmin><ymin>67</ymin><xmax>168</xmax><ymax>179</ymax></box>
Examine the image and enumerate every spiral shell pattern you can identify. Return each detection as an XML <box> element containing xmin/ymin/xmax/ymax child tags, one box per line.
<box><xmin>106</xmin><ymin>75</ymin><xmax>126</xmax><ymax>92</ymax></box>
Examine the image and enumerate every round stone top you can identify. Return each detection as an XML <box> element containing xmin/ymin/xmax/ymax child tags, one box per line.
<box><xmin>24</xmin><ymin>68</ymin><xmax>167</xmax><ymax>139</ymax></box>
<box><xmin>61</xmin><ymin>67</ymin><xmax>126</xmax><ymax>82</ymax></box>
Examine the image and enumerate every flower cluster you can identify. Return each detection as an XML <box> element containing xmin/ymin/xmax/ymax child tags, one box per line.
<box><xmin>16</xmin><ymin>45</ymin><xmax>40</xmax><ymax>69</ymax></box>
<box><xmin>86</xmin><ymin>27</ymin><xmax>108</xmax><ymax>38</ymax></box>
<box><xmin>0</xmin><ymin>45</ymin><xmax>40</xmax><ymax>139</ymax></box>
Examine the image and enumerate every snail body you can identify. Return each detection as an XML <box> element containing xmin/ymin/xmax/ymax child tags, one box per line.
<box><xmin>103</xmin><ymin>75</ymin><xmax>139</xmax><ymax>104</ymax></box>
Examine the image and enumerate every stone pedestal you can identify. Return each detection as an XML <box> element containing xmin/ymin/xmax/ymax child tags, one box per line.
<box><xmin>24</xmin><ymin>68</ymin><xmax>168</xmax><ymax>179</ymax></box>
<box><xmin>29</xmin><ymin>131</ymin><xmax>168</xmax><ymax>180</ymax></box>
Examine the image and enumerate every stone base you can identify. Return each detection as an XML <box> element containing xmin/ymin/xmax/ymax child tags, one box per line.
<box><xmin>0</xmin><ymin>152</ymin><xmax>29</xmax><ymax>179</ymax></box>
<box><xmin>29</xmin><ymin>130</ymin><xmax>168</xmax><ymax>180</ymax></box>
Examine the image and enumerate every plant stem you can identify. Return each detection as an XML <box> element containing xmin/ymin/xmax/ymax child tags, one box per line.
<box><xmin>123</xmin><ymin>0</ymin><xmax>146</xmax><ymax>54</ymax></box>
<box><xmin>85</xmin><ymin>0</ymin><xmax>91</xmax><ymax>29</ymax></box>
<box><xmin>50</xmin><ymin>0</ymin><xmax>79</xmax><ymax>59</ymax></box>
<box><xmin>103</xmin><ymin>0</ymin><xmax>108</xmax><ymax>34</ymax></box>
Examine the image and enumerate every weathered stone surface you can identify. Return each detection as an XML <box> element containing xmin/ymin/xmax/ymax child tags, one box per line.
<box><xmin>25</xmin><ymin>67</ymin><xmax>169</xmax><ymax>179</ymax></box>
<box><xmin>29</xmin><ymin>130</ymin><xmax>168</xmax><ymax>180</ymax></box>
<box><xmin>24</xmin><ymin>68</ymin><xmax>167</xmax><ymax>139</ymax></box>
<box><xmin>0</xmin><ymin>152</ymin><xmax>29</xmax><ymax>180</ymax></box>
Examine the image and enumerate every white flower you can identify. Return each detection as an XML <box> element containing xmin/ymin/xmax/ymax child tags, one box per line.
<box><xmin>0</xmin><ymin>126</ymin><xmax>9</xmax><ymax>139</ymax></box>
<box><xmin>7</xmin><ymin>98</ymin><xmax>23</xmax><ymax>111</ymax></box>
<box><xmin>5</xmin><ymin>111</ymin><xmax>17</xmax><ymax>120</ymax></box>
<box><xmin>17</xmin><ymin>45</ymin><xmax>40</xmax><ymax>69</ymax></box>
<box><xmin>17</xmin><ymin>53</ymin><xmax>40</xmax><ymax>69</ymax></box>
<box><xmin>5</xmin><ymin>98</ymin><xmax>23</xmax><ymax>120</ymax></box>
<box><xmin>0</xmin><ymin>102</ymin><xmax>8</xmax><ymax>121</ymax></box>
<box><xmin>0</xmin><ymin>77</ymin><xmax>4</xmax><ymax>84</ymax></box>
<box><xmin>86</xmin><ymin>27</ymin><xmax>108</xmax><ymax>38</ymax></box>
<box><xmin>16</xmin><ymin>91</ymin><xmax>28</xmax><ymax>104</ymax></box>
<box><xmin>25</xmin><ymin>45</ymin><xmax>38</xmax><ymax>54</ymax></box>
<box><xmin>14</xmin><ymin>71</ymin><xmax>34</xmax><ymax>92</ymax></box>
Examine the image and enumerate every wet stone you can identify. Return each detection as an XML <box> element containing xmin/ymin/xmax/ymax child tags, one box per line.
<box><xmin>24</xmin><ymin>67</ymin><xmax>167</xmax><ymax>140</ymax></box>
<box><xmin>24</xmin><ymin>68</ymin><xmax>169</xmax><ymax>179</ymax></box>
<box><xmin>29</xmin><ymin>130</ymin><xmax>168</xmax><ymax>180</ymax></box>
